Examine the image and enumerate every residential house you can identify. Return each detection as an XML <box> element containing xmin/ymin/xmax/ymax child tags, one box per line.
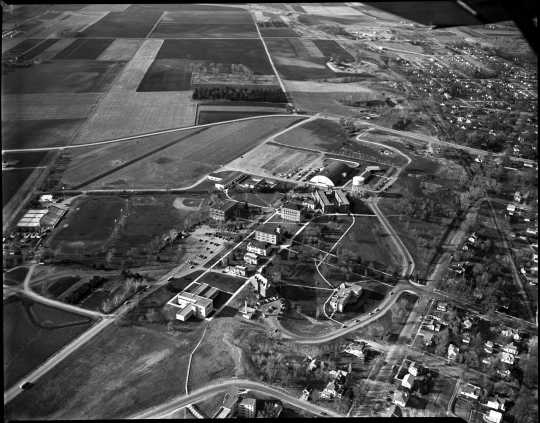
<box><xmin>246</xmin><ymin>240</ymin><xmax>269</xmax><ymax>256</ymax></box>
<box><xmin>500</xmin><ymin>352</ymin><xmax>515</xmax><ymax>365</ymax></box>
<box><xmin>503</xmin><ymin>342</ymin><xmax>518</xmax><ymax>355</ymax></box>
<box><xmin>255</xmin><ymin>225</ymin><xmax>280</xmax><ymax>245</ymax></box>
<box><xmin>448</xmin><ymin>344</ymin><xmax>459</xmax><ymax>360</ymax></box>
<box><xmin>437</xmin><ymin>302</ymin><xmax>448</xmax><ymax>312</ymax></box>
<box><xmin>393</xmin><ymin>390</ymin><xmax>409</xmax><ymax>408</ymax></box>
<box><xmin>402</xmin><ymin>373</ymin><xmax>415</xmax><ymax>390</ymax></box>
<box><xmin>460</xmin><ymin>383</ymin><xmax>481</xmax><ymax>400</ymax></box>
<box><xmin>483</xmin><ymin>410</ymin><xmax>503</xmax><ymax>423</ymax></box>
<box><xmin>244</xmin><ymin>252</ymin><xmax>259</xmax><ymax>266</ymax></box>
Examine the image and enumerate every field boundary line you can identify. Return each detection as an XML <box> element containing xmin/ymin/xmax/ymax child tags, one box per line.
<box><xmin>185</xmin><ymin>323</ymin><xmax>209</xmax><ymax>395</ymax></box>
<box><xmin>249</xmin><ymin>10</ymin><xmax>288</xmax><ymax>96</ymax></box>
<box><xmin>2</xmin><ymin>114</ymin><xmax>308</xmax><ymax>153</ymax></box>
<box><xmin>146</xmin><ymin>11</ymin><xmax>165</xmax><ymax>38</ymax></box>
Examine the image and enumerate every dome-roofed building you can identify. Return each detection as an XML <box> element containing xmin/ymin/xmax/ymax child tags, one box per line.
<box><xmin>310</xmin><ymin>159</ymin><xmax>358</xmax><ymax>187</ymax></box>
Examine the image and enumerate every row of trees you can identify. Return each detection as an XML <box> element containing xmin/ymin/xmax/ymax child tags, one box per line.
<box><xmin>64</xmin><ymin>276</ymin><xmax>107</xmax><ymax>305</ymax></box>
<box><xmin>192</xmin><ymin>86</ymin><xmax>287</xmax><ymax>102</ymax></box>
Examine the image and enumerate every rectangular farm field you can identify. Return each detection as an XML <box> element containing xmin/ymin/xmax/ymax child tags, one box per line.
<box><xmin>2</xmin><ymin>61</ymin><xmax>125</xmax><ymax>94</ymax></box>
<box><xmin>2</xmin><ymin>169</ymin><xmax>33</xmax><ymax>206</ymax></box>
<box><xmin>196</xmin><ymin>109</ymin><xmax>283</xmax><ymax>125</ymax></box>
<box><xmin>1</xmin><ymin>119</ymin><xmax>86</xmax><ymax>150</ymax></box>
<box><xmin>3</xmin><ymin>38</ymin><xmax>42</xmax><ymax>57</ymax></box>
<box><xmin>17</xmin><ymin>39</ymin><xmax>59</xmax><ymax>61</ymax></box>
<box><xmin>275</xmin><ymin>118</ymin><xmax>348</xmax><ymax>151</ymax></box>
<box><xmin>260</xmin><ymin>27</ymin><xmax>299</xmax><ymax>37</ymax></box>
<box><xmin>53</xmin><ymin>38</ymin><xmax>115</xmax><ymax>60</ymax></box>
<box><xmin>136</xmin><ymin>59</ymin><xmax>193</xmax><ymax>92</ymax></box>
<box><xmin>155</xmin><ymin>39</ymin><xmax>273</xmax><ymax>74</ymax></box>
<box><xmin>79</xmin><ymin>10</ymin><xmax>163</xmax><ymax>38</ymax></box>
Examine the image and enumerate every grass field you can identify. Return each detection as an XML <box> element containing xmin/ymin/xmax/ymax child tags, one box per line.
<box><xmin>48</xmin><ymin>196</ymin><xmax>126</xmax><ymax>257</ymax></box>
<box><xmin>154</xmin><ymin>39</ymin><xmax>273</xmax><ymax>75</ymax></box>
<box><xmin>1</xmin><ymin>118</ymin><xmax>86</xmax><ymax>149</ymax></box>
<box><xmin>3</xmin><ymin>267</ymin><xmax>29</xmax><ymax>286</ymax></box>
<box><xmin>3</xmin><ymin>295</ymin><xmax>93</xmax><ymax>390</ymax></box>
<box><xmin>275</xmin><ymin>118</ymin><xmax>348</xmax><ymax>151</ymax></box>
<box><xmin>53</xmin><ymin>38</ymin><xmax>115</xmax><ymax>60</ymax></box>
<box><xmin>151</xmin><ymin>10</ymin><xmax>257</xmax><ymax>38</ymax></box>
<box><xmin>229</xmin><ymin>192</ymin><xmax>284</xmax><ymax>208</ymax></box>
<box><xmin>2</xmin><ymin>60</ymin><xmax>126</xmax><ymax>94</ymax></box>
<box><xmin>60</xmin><ymin>127</ymin><xmax>203</xmax><ymax>188</ymax></box>
<box><xmin>197</xmin><ymin>109</ymin><xmax>283</xmax><ymax>125</ymax></box>
<box><xmin>313</xmin><ymin>39</ymin><xmax>354</xmax><ymax>62</ymax></box>
<box><xmin>196</xmin><ymin>272</ymin><xmax>245</xmax><ymax>294</ymax></box>
<box><xmin>76</xmin><ymin>116</ymin><xmax>301</xmax><ymax>189</ymax></box>
<box><xmin>4</xmin><ymin>322</ymin><xmax>203</xmax><ymax>419</ymax></box>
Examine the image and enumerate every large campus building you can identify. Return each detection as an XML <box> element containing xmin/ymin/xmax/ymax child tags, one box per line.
<box><xmin>209</xmin><ymin>200</ymin><xmax>237</xmax><ymax>222</ymax></box>
<box><xmin>279</xmin><ymin>201</ymin><xmax>303</xmax><ymax>222</ymax></box>
<box><xmin>255</xmin><ymin>224</ymin><xmax>280</xmax><ymax>245</ymax></box>
<box><xmin>167</xmin><ymin>283</ymin><xmax>219</xmax><ymax>321</ymax></box>
<box><xmin>313</xmin><ymin>189</ymin><xmax>350</xmax><ymax>213</ymax></box>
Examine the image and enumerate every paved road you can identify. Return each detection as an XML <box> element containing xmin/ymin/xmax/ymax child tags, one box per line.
<box><xmin>1</xmin><ymin>114</ymin><xmax>307</xmax><ymax>153</ymax></box>
<box><xmin>129</xmin><ymin>378</ymin><xmax>344</xmax><ymax>419</ymax></box>
<box><xmin>367</xmin><ymin>197</ymin><xmax>415</xmax><ymax>277</ymax></box>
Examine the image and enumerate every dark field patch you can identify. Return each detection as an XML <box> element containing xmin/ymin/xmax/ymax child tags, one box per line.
<box><xmin>2</xmin><ymin>169</ymin><xmax>33</xmax><ymax>206</ymax></box>
<box><xmin>312</xmin><ymin>39</ymin><xmax>354</xmax><ymax>62</ymax></box>
<box><xmin>136</xmin><ymin>59</ymin><xmax>193</xmax><ymax>92</ymax></box>
<box><xmin>155</xmin><ymin>39</ymin><xmax>273</xmax><ymax>74</ymax></box>
<box><xmin>291</xmin><ymin>4</ymin><xmax>305</xmax><ymax>12</ymax></box>
<box><xmin>78</xmin><ymin>10</ymin><xmax>163</xmax><ymax>38</ymax></box>
<box><xmin>197</xmin><ymin>273</ymin><xmax>245</xmax><ymax>294</ymax></box>
<box><xmin>1</xmin><ymin>119</ymin><xmax>85</xmax><ymax>149</ymax></box>
<box><xmin>3</xmin><ymin>295</ymin><xmax>93</xmax><ymax>390</ymax></box>
<box><xmin>1</xmin><ymin>151</ymin><xmax>47</xmax><ymax>167</ymax></box>
<box><xmin>47</xmin><ymin>276</ymin><xmax>81</xmax><ymax>297</ymax></box>
<box><xmin>260</xmin><ymin>28</ymin><xmax>299</xmax><ymax>37</ymax></box>
<box><xmin>210</xmin><ymin>290</ymin><xmax>232</xmax><ymax>312</ymax></box>
<box><xmin>2</xmin><ymin>60</ymin><xmax>126</xmax><ymax>94</ymax></box>
<box><xmin>54</xmin><ymin>38</ymin><xmax>115</xmax><ymax>60</ymax></box>
<box><xmin>168</xmin><ymin>271</ymin><xmax>204</xmax><ymax>292</ymax></box>
<box><xmin>275</xmin><ymin>64</ymin><xmax>335</xmax><ymax>80</ymax></box>
<box><xmin>197</xmin><ymin>109</ymin><xmax>282</xmax><ymax>124</ymax></box>
<box><xmin>50</xmin><ymin>196</ymin><xmax>126</xmax><ymax>246</ymax></box>
<box><xmin>18</xmin><ymin>39</ymin><xmax>59</xmax><ymax>61</ymax></box>
<box><xmin>3</xmin><ymin>38</ymin><xmax>42</xmax><ymax>57</ymax></box>
<box><xmin>3</xmin><ymin>267</ymin><xmax>29</xmax><ymax>286</ymax></box>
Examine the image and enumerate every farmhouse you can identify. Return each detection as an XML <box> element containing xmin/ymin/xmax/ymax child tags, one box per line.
<box><xmin>167</xmin><ymin>283</ymin><xmax>219</xmax><ymax>321</ymax></box>
<box><xmin>210</xmin><ymin>200</ymin><xmax>237</xmax><ymax>222</ymax></box>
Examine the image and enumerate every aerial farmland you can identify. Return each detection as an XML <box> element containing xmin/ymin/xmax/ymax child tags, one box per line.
<box><xmin>3</xmin><ymin>3</ymin><xmax>538</xmax><ymax>422</ymax></box>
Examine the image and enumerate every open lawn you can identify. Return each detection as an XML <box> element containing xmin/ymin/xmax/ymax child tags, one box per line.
<box><xmin>4</xmin><ymin>322</ymin><xmax>203</xmax><ymax>419</ymax></box>
<box><xmin>154</xmin><ymin>39</ymin><xmax>273</xmax><ymax>75</ymax></box>
<box><xmin>77</xmin><ymin>116</ymin><xmax>301</xmax><ymax>190</ymax></box>
<box><xmin>47</xmin><ymin>196</ymin><xmax>126</xmax><ymax>258</ymax></box>
<box><xmin>196</xmin><ymin>272</ymin><xmax>245</xmax><ymax>294</ymax></box>
<box><xmin>290</xmin><ymin>91</ymin><xmax>381</xmax><ymax>116</ymax></box>
<box><xmin>3</xmin><ymin>295</ymin><xmax>93</xmax><ymax>390</ymax></box>
<box><xmin>2</xmin><ymin>118</ymin><xmax>86</xmax><ymax>149</ymax></box>
<box><xmin>2</xmin><ymin>60</ymin><xmax>126</xmax><ymax>94</ymax></box>
<box><xmin>275</xmin><ymin>118</ymin><xmax>348</xmax><ymax>152</ymax></box>
<box><xmin>53</xmin><ymin>38</ymin><xmax>115</xmax><ymax>60</ymax></box>
<box><xmin>230</xmin><ymin>192</ymin><xmax>284</xmax><ymax>208</ymax></box>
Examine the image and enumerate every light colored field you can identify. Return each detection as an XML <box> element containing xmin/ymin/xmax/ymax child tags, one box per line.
<box><xmin>301</xmin><ymin>5</ymin><xmax>363</xmax><ymax>15</ymax></box>
<box><xmin>72</xmin><ymin>39</ymin><xmax>198</xmax><ymax>143</ymax></box>
<box><xmin>1</xmin><ymin>93</ymin><xmax>102</xmax><ymax>120</ymax></box>
<box><xmin>225</xmin><ymin>143</ymin><xmax>322</xmax><ymax>176</ymax></box>
<box><xmin>30</xmin><ymin>11</ymin><xmax>108</xmax><ymax>38</ymax></box>
<box><xmin>97</xmin><ymin>39</ymin><xmax>143</xmax><ymax>61</ymax></box>
<box><xmin>80</xmin><ymin>4</ymin><xmax>130</xmax><ymax>12</ymax></box>
<box><xmin>300</xmin><ymin>39</ymin><xmax>325</xmax><ymax>58</ymax></box>
<box><xmin>284</xmin><ymin>80</ymin><xmax>376</xmax><ymax>93</ymax></box>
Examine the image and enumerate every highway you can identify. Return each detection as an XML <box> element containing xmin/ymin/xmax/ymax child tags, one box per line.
<box><xmin>128</xmin><ymin>378</ymin><xmax>345</xmax><ymax>419</ymax></box>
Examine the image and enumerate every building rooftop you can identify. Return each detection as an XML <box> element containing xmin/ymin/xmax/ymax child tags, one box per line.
<box><xmin>256</xmin><ymin>223</ymin><xmax>279</xmax><ymax>234</ymax></box>
<box><xmin>281</xmin><ymin>201</ymin><xmax>303</xmax><ymax>211</ymax></box>
<box><xmin>248</xmin><ymin>240</ymin><xmax>268</xmax><ymax>249</ymax></box>
<box><xmin>211</xmin><ymin>200</ymin><xmax>237</xmax><ymax>212</ymax></box>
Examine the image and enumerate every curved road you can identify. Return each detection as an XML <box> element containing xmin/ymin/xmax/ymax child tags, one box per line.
<box><xmin>129</xmin><ymin>378</ymin><xmax>344</xmax><ymax>419</ymax></box>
